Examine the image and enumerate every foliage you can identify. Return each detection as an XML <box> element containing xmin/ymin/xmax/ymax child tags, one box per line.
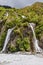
<box><xmin>0</xmin><ymin>31</ymin><xmax>7</xmax><ymax>50</ymax></box>
<box><xmin>16</xmin><ymin>37</ymin><xmax>30</xmax><ymax>51</ymax></box>
<box><xmin>8</xmin><ymin>44</ymin><xmax>16</xmax><ymax>52</ymax></box>
<box><xmin>0</xmin><ymin>2</ymin><xmax>43</xmax><ymax>52</ymax></box>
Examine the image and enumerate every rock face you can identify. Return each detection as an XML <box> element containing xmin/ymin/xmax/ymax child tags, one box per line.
<box><xmin>0</xmin><ymin>2</ymin><xmax>43</xmax><ymax>53</ymax></box>
<box><xmin>7</xmin><ymin>26</ymin><xmax>32</xmax><ymax>53</ymax></box>
<box><xmin>39</xmin><ymin>35</ymin><xmax>43</xmax><ymax>49</ymax></box>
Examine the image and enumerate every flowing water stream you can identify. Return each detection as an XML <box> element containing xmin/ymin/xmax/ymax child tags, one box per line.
<box><xmin>0</xmin><ymin>23</ymin><xmax>43</xmax><ymax>65</ymax></box>
<box><xmin>1</xmin><ymin>23</ymin><xmax>43</xmax><ymax>53</ymax></box>
<box><xmin>29</xmin><ymin>23</ymin><xmax>42</xmax><ymax>53</ymax></box>
<box><xmin>1</xmin><ymin>28</ymin><xmax>14</xmax><ymax>53</ymax></box>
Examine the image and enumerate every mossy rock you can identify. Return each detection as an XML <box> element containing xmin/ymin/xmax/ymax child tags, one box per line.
<box><xmin>0</xmin><ymin>31</ymin><xmax>7</xmax><ymax>51</ymax></box>
<box><xmin>8</xmin><ymin>44</ymin><xmax>17</xmax><ymax>53</ymax></box>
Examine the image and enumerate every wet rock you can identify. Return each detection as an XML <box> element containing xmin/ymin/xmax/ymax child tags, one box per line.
<box><xmin>39</xmin><ymin>36</ymin><xmax>43</xmax><ymax>49</ymax></box>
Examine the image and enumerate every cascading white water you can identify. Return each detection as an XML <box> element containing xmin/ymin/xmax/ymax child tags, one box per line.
<box><xmin>29</xmin><ymin>23</ymin><xmax>42</xmax><ymax>53</ymax></box>
<box><xmin>1</xmin><ymin>28</ymin><xmax>14</xmax><ymax>53</ymax></box>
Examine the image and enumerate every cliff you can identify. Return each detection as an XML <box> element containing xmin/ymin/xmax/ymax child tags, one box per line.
<box><xmin>0</xmin><ymin>2</ymin><xmax>43</xmax><ymax>53</ymax></box>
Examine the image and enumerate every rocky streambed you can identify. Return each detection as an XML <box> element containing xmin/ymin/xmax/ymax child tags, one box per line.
<box><xmin>0</xmin><ymin>53</ymin><xmax>43</xmax><ymax>65</ymax></box>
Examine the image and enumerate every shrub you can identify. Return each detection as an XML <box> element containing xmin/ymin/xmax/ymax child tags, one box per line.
<box><xmin>5</xmin><ymin>21</ymin><xmax>15</xmax><ymax>29</ymax></box>
<box><xmin>8</xmin><ymin>43</ymin><xmax>17</xmax><ymax>52</ymax></box>
<box><xmin>0</xmin><ymin>31</ymin><xmax>6</xmax><ymax>50</ymax></box>
<box><xmin>16</xmin><ymin>37</ymin><xmax>30</xmax><ymax>51</ymax></box>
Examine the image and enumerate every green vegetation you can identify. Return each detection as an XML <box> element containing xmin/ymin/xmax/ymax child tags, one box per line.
<box><xmin>0</xmin><ymin>31</ymin><xmax>7</xmax><ymax>51</ymax></box>
<box><xmin>8</xmin><ymin>44</ymin><xmax>17</xmax><ymax>53</ymax></box>
<box><xmin>16</xmin><ymin>37</ymin><xmax>30</xmax><ymax>51</ymax></box>
<box><xmin>0</xmin><ymin>2</ymin><xmax>43</xmax><ymax>52</ymax></box>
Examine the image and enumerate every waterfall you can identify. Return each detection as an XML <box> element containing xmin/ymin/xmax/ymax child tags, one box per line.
<box><xmin>29</xmin><ymin>23</ymin><xmax>42</xmax><ymax>53</ymax></box>
<box><xmin>1</xmin><ymin>28</ymin><xmax>14</xmax><ymax>53</ymax></box>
